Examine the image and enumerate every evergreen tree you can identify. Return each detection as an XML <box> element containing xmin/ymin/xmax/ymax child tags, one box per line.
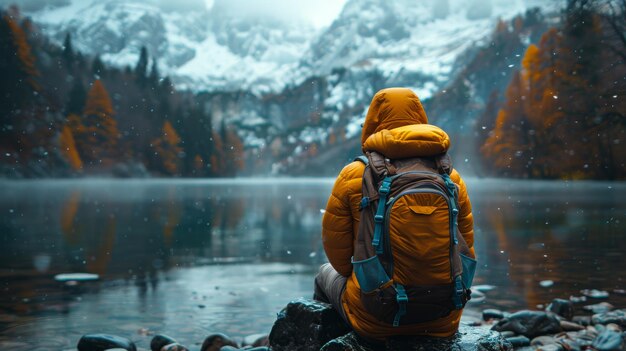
<box><xmin>62</xmin><ymin>32</ymin><xmax>74</xmax><ymax>68</ymax></box>
<box><xmin>149</xmin><ymin>59</ymin><xmax>159</xmax><ymax>88</ymax></box>
<box><xmin>65</xmin><ymin>78</ymin><xmax>86</xmax><ymax>116</ymax></box>
<box><xmin>135</xmin><ymin>46</ymin><xmax>149</xmax><ymax>84</ymax></box>
<box><xmin>92</xmin><ymin>55</ymin><xmax>105</xmax><ymax>77</ymax></box>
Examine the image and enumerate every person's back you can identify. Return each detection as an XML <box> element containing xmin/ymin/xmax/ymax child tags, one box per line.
<box><xmin>315</xmin><ymin>87</ymin><xmax>475</xmax><ymax>341</ymax></box>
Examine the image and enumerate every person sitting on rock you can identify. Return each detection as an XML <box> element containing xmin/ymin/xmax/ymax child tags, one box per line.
<box><xmin>314</xmin><ymin>87</ymin><xmax>476</xmax><ymax>342</ymax></box>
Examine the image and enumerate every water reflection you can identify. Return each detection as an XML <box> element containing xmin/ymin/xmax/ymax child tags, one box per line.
<box><xmin>0</xmin><ymin>179</ymin><xmax>624</xmax><ymax>349</ymax></box>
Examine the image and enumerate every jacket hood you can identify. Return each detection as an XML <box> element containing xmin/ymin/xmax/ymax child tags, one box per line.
<box><xmin>363</xmin><ymin>124</ymin><xmax>450</xmax><ymax>159</ymax></box>
<box><xmin>360</xmin><ymin>88</ymin><xmax>428</xmax><ymax>146</ymax></box>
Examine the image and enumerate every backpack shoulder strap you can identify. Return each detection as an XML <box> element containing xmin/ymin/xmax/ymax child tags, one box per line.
<box><xmin>354</xmin><ymin>155</ymin><xmax>369</xmax><ymax>165</ymax></box>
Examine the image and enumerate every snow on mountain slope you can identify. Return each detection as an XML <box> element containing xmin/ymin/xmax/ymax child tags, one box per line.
<box><xmin>27</xmin><ymin>0</ymin><xmax>316</xmax><ymax>93</ymax></box>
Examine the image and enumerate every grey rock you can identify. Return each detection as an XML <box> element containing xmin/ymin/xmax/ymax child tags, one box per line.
<box><xmin>584</xmin><ymin>302</ymin><xmax>614</xmax><ymax>314</ymax></box>
<box><xmin>161</xmin><ymin>343</ymin><xmax>189</xmax><ymax>351</ymax></box>
<box><xmin>536</xmin><ymin>345</ymin><xmax>564</xmax><ymax>351</ymax></box>
<box><xmin>219</xmin><ymin>347</ymin><xmax>239</xmax><ymax>351</ymax></box>
<box><xmin>492</xmin><ymin>310</ymin><xmax>562</xmax><ymax>338</ymax></box>
<box><xmin>202</xmin><ymin>333</ymin><xmax>238</xmax><ymax>351</ymax></box>
<box><xmin>505</xmin><ymin>335</ymin><xmax>530</xmax><ymax>347</ymax></box>
<box><xmin>151</xmin><ymin>334</ymin><xmax>177</xmax><ymax>351</ymax></box>
<box><xmin>320</xmin><ymin>332</ymin><xmax>376</xmax><ymax>351</ymax></box>
<box><xmin>531</xmin><ymin>335</ymin><xmax>557</xmax><ymax>346</ymax></box>
<box><xmin>580</xmin><ymin>289</ymin><xmax>609</xmax><ymax>299</ymax></box>
<box><xmin>592</xmin><ymin>329</ymin><xmax>625</xmax><ymax>351</ymax></box>
<box><xmin>560</xmin><ymin>320</ymin><xmax>585</xmax><ymax>331</ymax></box>
<box><xmin>77</xmin><ymin>334</ymin><xmax>137</xmax><ymax>351</ymax></box>
<box><xmin>572</xmin><ymin>315</ymin><xmax>592</xmax><ymax>326</ymax></box>
<box><xmin>546</xmin><ymin>299</ymin><xmax>574</xmax><ymax>320</ymax></box>
<box><xmin>482</xmin><ymin>309</ymin><xmax>505</xmax><ymax>321</ymax></box>
<box><xmin>269</xmin><ymin>298</ymin><xmax>350</xmax><ymax>351</ymax></box>
<box><xmin>593</xmin><ymin>310</ymin><xmax>626</xmax><ymax>328</ymax></box>
<box><xmin>242</xmin><ymin>334</ymin><xmax>269</xmax><ymax>347</ymax></box>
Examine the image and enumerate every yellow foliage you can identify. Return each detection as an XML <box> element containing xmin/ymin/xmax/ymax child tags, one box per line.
<box><xmin>59</xmin><ymin>125</ymin><xmax>83</xmax><ymax>170</ymax></box>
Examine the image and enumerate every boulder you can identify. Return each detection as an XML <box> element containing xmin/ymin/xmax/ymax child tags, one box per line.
<box><xmin>591</xmin><ymin>329</ymin><xmax>625</xmax><ymax>351</ymax></box>
<box><xmin>492</xmin><ymin>310</ymin><xmax>561</xmax><ymax>338</ymax></box>
<box><xmin>546</xmin><ymin>299</ymin><xmax>574</xmax><ymax>320</ymax></box>
<box><xmin>160</xmin><ymin>343</ymin><xmax>189</xmax><ymax>351</ymax></box>
<box><xmin>269</xmin><ymin>298</ymin><xmax>351</xmax><ymax>351</ymax></box>
<box><xmin>77</xmin><ymin>334</ymin><xmax>136</xmax><ymax>351</ymax></box>
<box><xmin>482</xmin><ymin>309</ymin><xmax>505</xmax><ymax>321</ymax></box>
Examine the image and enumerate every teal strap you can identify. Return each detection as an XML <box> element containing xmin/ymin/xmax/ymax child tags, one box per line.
<box><xmin>452</xmin><ymin>275</ymin><xmax>465</xmax><ymax>309</ymax></box>
<box><xmin>393</xmin><ymin>284</ymin><xmax>408</xmax><ymax>327</ymax></box>
<box><xmin>372</xmin><ymin>177</ymin><xmax>391</xmax><ymax>254</ymax></box>
<box><xmin>354</xmin><ymin>155</ymin><xmax>369</xmax><ymax>165</ymax></box>
<box><xmin>441</xmin><ymin>174</ymin><xmax>459</xmax><ymax>244</ymax></box>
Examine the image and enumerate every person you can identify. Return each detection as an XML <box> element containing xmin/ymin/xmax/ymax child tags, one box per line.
<box><xmin>314</xmin><ymin>87</ymin><xmax>475</xmax><ymax>342</ymax></box>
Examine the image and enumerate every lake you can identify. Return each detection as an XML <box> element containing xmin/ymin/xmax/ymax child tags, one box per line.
<box><xmin>0</xmin><ymin>178</ymin><xmax>625</xmax><ymax>350</ymax></box>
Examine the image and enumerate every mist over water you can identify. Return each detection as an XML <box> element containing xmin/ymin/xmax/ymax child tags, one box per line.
<box><xmin>0</xmin><ymin>178</ymin><xmax>624</xmax><ymax>350</ymax></box>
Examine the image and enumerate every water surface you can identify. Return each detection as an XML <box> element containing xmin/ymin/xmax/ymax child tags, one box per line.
<box><xmin>0</xmin><ymin>178</ymin><xmax>624</xmax><ymax>350</ymax></box>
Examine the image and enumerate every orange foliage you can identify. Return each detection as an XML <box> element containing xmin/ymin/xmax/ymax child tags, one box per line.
<box><xmin>59</xmin><ymin>125</ymin><xmax>83</xmax><ymax>170</ymax></box>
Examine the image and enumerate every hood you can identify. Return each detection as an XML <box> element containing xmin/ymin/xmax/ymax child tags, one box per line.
<box><xmin>360</xmin><ymin>88</ymin><xmax>428</xmax><ymax>146</ymax></box>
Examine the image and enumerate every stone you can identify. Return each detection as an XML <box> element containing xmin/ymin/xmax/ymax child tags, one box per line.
<box><xmin>546</xmin><ymin>299</ymin><xmax>574</xmax><ymax>320</ymax></box>
<box><xmin>201</xmin><ymin>333</ymin><xmax>239</xmax><ymax>351</ymax></box>
<box><xmin>77</xmin><ymin>334</ymin><xmax>137</xmax><ymax>351</ymax></box>
<box><xmin>591</xmin><ymin>329</ymin><xmax>625</xmax><ymax>351</ymax></box>
<box><xmin>580</xmin><ymin>289</ymin><xmax>609</xmax><ymax>299</ymax></box>
<box><xmin>161</xmin><ymin>343</ymin><xmax>189</xmax><ymax>351</ymax></box>
<box><xmin>537</xmin><ymin>345</ymin><xmax>564</xmax><ymax>351</ymax></box>
<box><xmin>219</xmin><ymin>347</ymin><xmax>239</xmax><ymax>351</ymax></box>
<box><xmin>241</xmin><ymin>334</ymin><xmax>270</xmax><ymax>347</ymax></box>
<box><xmin>151</xmin><ymin>334</ymin><xmax>177</xmax><ymax>351</ymax></box>
<box><xmin>492</xmin><ymin>310</ymin><xmax>562</xmax><ymax>338</ymax></box>
<box><xmin>572</xmin><ymin>315</ymin><xmax>592</xmax><ymax>326</ymax></box>
<box><xmin>531</xmin><ymin>335</ymin><xmax>558</xmax><ymax>346</ymax></box>
<box><xmin>593</xmin><ymin>310</ymin><xmax>626</xmax><ymax>327</ymax></box>
<box><xmin>584</xmin><ymin>302</ymin><xmax>614</xmax><ymax>314</ymax></box>
<box><xmin>269</xmin><ymin>298</ymin><xmax>351</xmax><ymax>351</ymax></box>
<box><xmin>560</xmin><ymin>320</ymin><xmax>584</xmax><ymax>331</ymax></box>
<box><xmin>499</xmin><ymin>331</ymin><xmax>515</xmax><ymax>338</ymax></box>
<box><xmin>505</xmin><ymin>335</ymin><xmax>530</xmax><ymax>347</ymax></box>
<box><xmin>320</xmin><ymin>326</ymin><xmax>513</xmax><ymax>351</ymax></box>
<box><xmin>482</xmin><ymin>309</ymin><xmax>505</xmax><ymax>321</ymax></box>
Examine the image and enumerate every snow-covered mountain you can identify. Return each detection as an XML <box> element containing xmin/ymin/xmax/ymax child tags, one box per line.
<box><xmin>23</xmin><ymin>0</ymin><xmax>557</xmax><ymax>95</ymax></box>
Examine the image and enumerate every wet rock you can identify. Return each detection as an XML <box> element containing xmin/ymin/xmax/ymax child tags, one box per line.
<box><xmin>384</xmin><ymin>326</ymin><xmax>513</xmax><ymax>351</ymax></box>
<box><xmin>593</xmin><ymin>310</ymin><xmax>626</xmax><ymax>327</ymax></box>
<box><xmin>572</xmin><ymin>315</ymin><xmax>592</xmax><ymax>326</ymax></box>
<box><xmin>505</xmin><ymin>335</ymin><xmax>530</xmax><ymax>347</ymax></box>
<box><xmin>560</xmin><ymin>320</ymin><xmax>585</xmax><ymax>331</ymax></box>
<box><xmin>241</xmin><ymin>348</ymin><xmax>270</xmax><ymax>351</ymax></box>
<box><xmin>161</xmin><ymin>343</ymin><xmax>189</xmax><ymax>351</ymax></box>
<box><xmin>580</xmin><ymin>289</ymin><xmax>609</xmax><ymax>299</ymax></box>
<box><xmin>151</xmin><ymin>334</ymin><xmax>177</xmax><ymax>351</ymax></box>
<box><xmin>320</xmin><ymin>332</ymin><xmax>376</xmax><ymax>351</ymax></box>
<box><xmin>531</xmin><ymin>335</ymin><xmax>558</xmax><ymax>346</ymax></box>
<box><xmin>546</xmin><ymin>299</ymin><xmax>574</xmax><ymax>320</ymax></box>
<box><xmin>201</xmin><ymin>333</ymin><xmax>239</xmax><ymax>351</ymax></box>
<box><xmin>591</xmin><ymin>329</ymin><xmax>625</xmax><ymax>351</ymax></box>
<box><xmin>537</xmin><ymin>344</ymin><xmax>564</xmax><ymax>351</ymax></box>
<box><xmin>613</xmin><ymin>289</ymin><xmax>626</xmax><ymax>295</ymax></box>
<box><xmin>482</xmin><ymin>309</ymin><xmax>505</xmax><ymax>321</ymax></box>
<box><xmin>492</xmin><ymin>310</ymin><xmax>562</xmax><ymax>338</ymax></box>
<box><xmin>584</xmin><ymin>302</ymin><xmax>614</xmax><ymax>314</ymax></box>
<box><xmin>269</xmin><ymin>298</ymin><xmax>350</xmax><ymax>351</ymax></box>
<box><xmin>569</xmin><ymin>295</ymin><xmax>587</xmax><ymax>303</ymax></box>
<box><xmin>241</xmin><ymin>334</ymin><xmax>270</xmax><ymax>347</ymax></box>
<box><xmin>219</xmin><ymin>347</ymin><xmax>239</xmax><ymax>351</ymax></box>
<box><xmin>77</xmin><ymin>334</ymin><xmax>137</xmax><ymax>351</ymax></box>
<box><xmin>499</xmin><ymin>331</ymin><xmax>515</xmax><ymax>338</ymax></box>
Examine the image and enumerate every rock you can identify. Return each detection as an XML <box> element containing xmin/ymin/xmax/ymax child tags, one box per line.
<box><xmin>492</xmin><ymin>310</ymin><xmax>562</xmax><ymax>338</ymax></box>
<box><xmin>499</xmin><ymin>331</ymin><xmax>515</xmax><ymax>338</ymax></box>
<box><xmin>77</xmin><ymin>334</ymin><xmax>137</xmax><ymax>351</ymax></box>
<box><xmin>482</xmin><ymin>309</ymin><xmax>505</xmax><ymax>321</ymax></box>
<box><xmin>593</xmin><ymin>310</ymin><xmax>626</xmax><ymax>327</ymax></box>
<box><xmin>161</xmin><ymin>344</ymin><xmax>189</xmax><ymax>351</ymax></box>
<box><xmin>531</xmin><ymin>335</ymin><xmax>558</xmax><ymax>346</ymax></box>
<box><xmin>572</xmin><ymin>315</ymin><xmax>592</xmax><ymax>326</ymax></box>
<box><xmin>219</xmin><ymin>347</ymin><xmax>239</xmax><ymax>351</ymax></box>
<box><xmin>505</xmin><ymin>335</ymin><xmax>530</xmax><ymax>347</ymax></box>
<box><xmin>580</xmin><ymin>289</ymin><xmax>609</xmax><ymax>299</ymax></box>
<box><xmin>539</xmin><ymin>280</ymin><xmax>554</xmax><ymax>288</ymax></box>
<box><xmin>560</xmin><ymin>320</ymin><xmax>585</xmax><ymax>331</ymax></box>
<box><xmin>546</xmin><ymin>299</ymin><xmax>574</xmax><ymax>320</ymax></box>
<box><xmin>320</xmin><ymin>332</ymin><xmax>376</xmax><ymax>351</ymax></box>
<box><xmin>591</xmin><ymin>329</ymin><xmax>625</xmax><ymax>351</ymax></box>
<box><xmin>537</xmin><ymin>345</ymin><xmax>564</xmax><ymax>351</ymax></box>
<box><xmin>606</xmin><ymin>323</ymin><xmax>622</xmax><ymax>332</ymax></box>
<box><xmin>151</xmin><ymin>335</ymin><xmax>177</xmax><ymax>351</ymax></box>
<box><xmin>613</xmin><ymin>289</ymin><xmax>626</xmax><ymax>295</ymax></box>
<box><xmin>384</xmin><ymin>326</ymin><xmax>513</xmax><ymax>351</ymax></box>
<box><xmin>201</xmin><ymin>333</ymin><xmax>238</xmax><ymax>351</ymax></box>
<box><xmin>584</xmin><ymin>302</ymin><xmax>614</xmax><ymax>314</ymax></box>
<box><xmin>569</xmin><ymin>295</ymin><xmax>587</xmax><ymax>303</ymax></box>
<box><xmin>268</xmin><ymin>298</ymin><xmax>350</xmax><ymax>351</ymax></box>
<box><xmin>242</xmin><ymin>334</ymin><xmax>269</xmax><ymax>347</ymax></box>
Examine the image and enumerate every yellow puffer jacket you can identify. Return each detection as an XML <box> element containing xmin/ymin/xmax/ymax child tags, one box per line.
<box><xmin>322</xmin><ymin>88</ymin><xmax>475</xmax><ymax>340</ymax></box>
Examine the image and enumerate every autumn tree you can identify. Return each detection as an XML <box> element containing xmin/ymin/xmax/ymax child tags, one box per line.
<box><xmin>150</xmin><ymin>120</ymin><xmax>184</xmax><ymax>175</ymax></box>
<box><xmin>78</xmin><ymin>80</ymin><xmax>120</xmax><ymax>166</ymax></box>
<box><xmin>59</xmin><ymin>125</ymin><xmax>83</xmax><ymax>170</ymax></box>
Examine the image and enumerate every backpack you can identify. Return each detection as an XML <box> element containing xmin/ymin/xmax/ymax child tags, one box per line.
<box><xmin>352</xmin><ymin>151</ymin><xmax>476</xmax><ymax>327</ymax></box>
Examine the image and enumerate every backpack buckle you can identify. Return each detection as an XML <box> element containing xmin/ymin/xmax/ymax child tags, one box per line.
<box><xmin>374</xmin><ymin>214</ymin><xmax>384</xmax><ymax>223</ymax></box>
<box><xmin>452</xmin><ymin>276</ymin><xmax>465</xmax><ymax>309</ymax></box>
